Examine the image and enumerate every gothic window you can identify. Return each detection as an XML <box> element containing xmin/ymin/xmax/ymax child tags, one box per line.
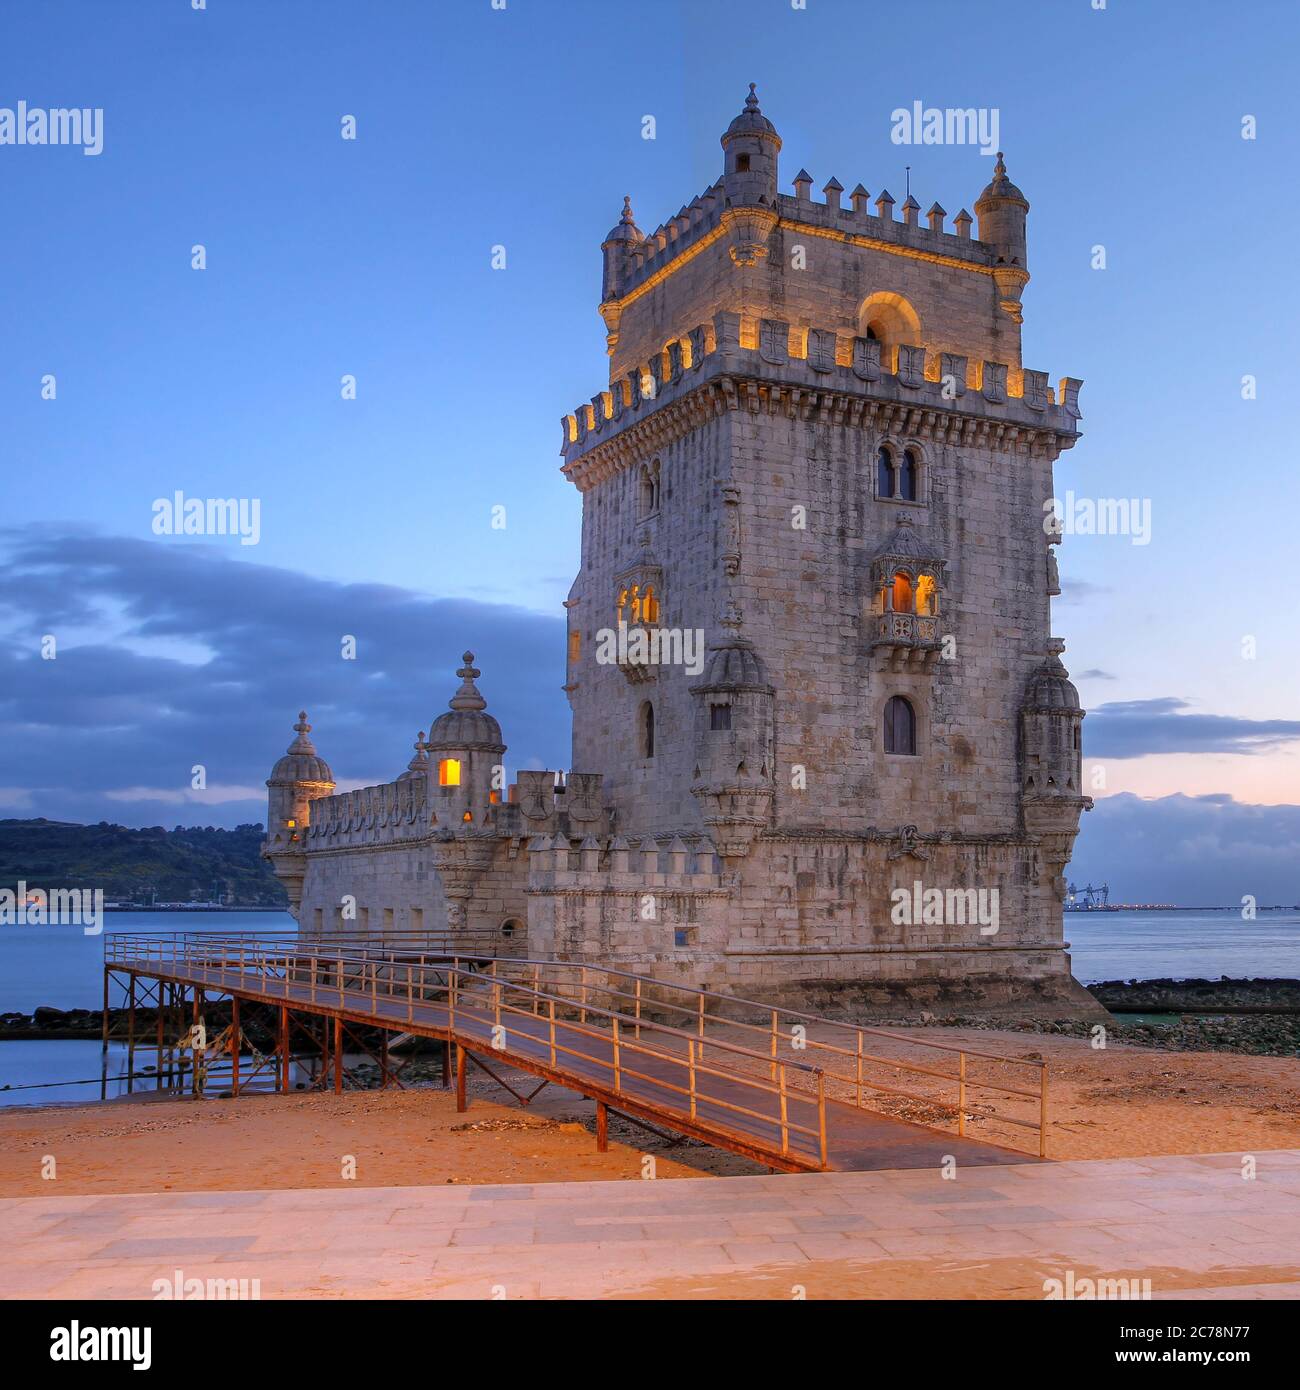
<box><xmin>710</xmin><ymin>703</ymin><xmax>732</xmax><ymax>732</ymax></box>
<box><xmin>891</xmin><ymin>571</ymin><xmax>914</xmax><ymax>614</ymax></box>
<box><xmin>438</xmin><ymin>758</ymin><xmax>461</xmax><ymax>787</ymax></box>
<box><xmin>883</xmin><ymin>695</ymin><xmax>917</xmax><ymax>756</ymax></box>
<box><xmin>639</xmin><ymin>701</ymin><xmax>656</xmax><ymax>758</ymax></box>
<box><xmin>736</xmin><ymin>153</ymin><xmax>750</xmax><ymax>172</ymax></box>
<box><xmin>877</xmin><ymin>446</ymin><xmax>894</xmax><ymax>498</ymax></box>
<box><xmin>617</xmin><ymin>579</ymin><xmax>660</xmax><ymax>626</ymax></box>
<box><xmin>915</xmin><ymin>574</ymin><xmax>937</xmax><ymax>616</ymax></box>
<box><xmin>899</xmin><ymin>448</ymin><xmax>918</xmax><ymax>502</ymax></box>
<box><xmin>639</xmin><ymin>459</ymin><xmax>661</xmax><ymax>517</ymax></box>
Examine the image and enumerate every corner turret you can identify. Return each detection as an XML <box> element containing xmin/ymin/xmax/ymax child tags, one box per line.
<box><xmin>264</xmin><ymin>711</ymin><xmax>335</xmax><ymax>913</ymax></box>
<box><xmin>426</xmin><ymin>653</ymin><xmax>506</xmax><ymax>829</ymax></box>
<box><xmin>974</xmin><ymin>152</ymin><xmax>1030</xmax><ymax>322</ymax></box>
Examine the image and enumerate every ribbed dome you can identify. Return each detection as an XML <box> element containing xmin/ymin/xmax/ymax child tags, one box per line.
<box><xmin>693</xmin><ymin>609</ymin><xmax>773</xmax><ymax>694</ymax></box>
<box><xmin>427</xmin><ymin>653</ymin><xmax>505</xmax><ymax>751</ymax></box>
<box><xmin>975</xmin><ymin>152</ymin><xmax>1028</xmax><ymax>209</ymax></box>
<box><xmin>268</xmin><ymin>713</ymin><xmax>334</xmax><ymax>786</ymax></box>
<box><xmin>604</xmin><ymin>195</ymin><xmax>643</xmax><ymax>244</ymax></box>
<box><xmin>722</xmin><ymin>83</ymin><xmax>780</xmax><ymax>144</ymax></box>
<box><xmin>871</xmin><ymin>514</ymin><xmax>936</xmax><ymax>565</ymax></box>
<box><xmin>1025</xmin><ymin>654</ymin><xmax>1081</xmax><ymax>711</ymax></box>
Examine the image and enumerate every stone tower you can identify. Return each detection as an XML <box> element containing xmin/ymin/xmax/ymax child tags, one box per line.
<box><xmin>264</xmin><ymin>712</ymin><xmax>335</xmax><ymax>911</ymax></box>
<box><xmin>557</xmin><ymin>87</ymin><xmax>1095</xmax><ymax>1013</ymax></box>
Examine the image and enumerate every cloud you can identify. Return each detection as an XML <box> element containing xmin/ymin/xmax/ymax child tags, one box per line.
<box><xmin>1069</xmin><ymin>792</ymin><xmax>1300</xmax><ymax>906</ymax></box>
<box><xmin>1086</xmin><ymin>697</ymin><xmax>1300</xmax><ymax>759</ymax></box>
<box><xmin>0</xmin><ymin>525</ymin><xmax>570</xmax><ymax>829</ymax></box>
<box><xmin>1076</xmin><ymin>668</ymin><xmax>1116</xmax><ymax>681</ymax></box>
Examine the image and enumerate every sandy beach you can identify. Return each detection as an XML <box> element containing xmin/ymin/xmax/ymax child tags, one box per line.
<box><xmin>2</xmin><ymin>1028</ymin><xmax>1295</xmax><ymax>1200</ymax></box>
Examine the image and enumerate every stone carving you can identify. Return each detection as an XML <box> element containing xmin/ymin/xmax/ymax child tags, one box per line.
<box><xmin>759</xmin><ymin>319</ymin><xmax>789</xmax><ymax>365</ymax></box>
<box><xmin>807</xmin><ymin>328</ymin><xmax>836</xmax><ymax>373</ymax></box>
<box><xmin>851</xmin><ymin>336</ymin><xmax>882</xmax><ymax>381</ymax></box>
<box><xmin>887</xmin><ymin>824</ymin><xmax>931</xmax><ymax>862</ymax></box>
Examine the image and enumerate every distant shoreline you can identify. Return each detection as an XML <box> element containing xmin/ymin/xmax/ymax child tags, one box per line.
<box><xmin>103</xmin><ymin>905</ymin><xmax>288</xmax><ymax>913</ymax></box>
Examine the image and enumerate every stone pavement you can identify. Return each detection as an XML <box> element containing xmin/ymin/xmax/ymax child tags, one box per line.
<box><xmin>2</xmin><ymin>1150</ymin><xmax>1298</xmax><ymax>1300</ymax></box>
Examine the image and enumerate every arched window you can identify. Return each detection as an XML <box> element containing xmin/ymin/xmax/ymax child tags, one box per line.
<box><xmin>639</xmin><ymin>701</ymin><xmax>655</xmax><ymax>758</ymax></box>
<box><xmin>883</xmin><ymin>696</ymin><xmax>917</xmax><ymax>756</ymax></box>
<box><xmin>877</xmin><ymin>446</ymin><xmax>895</xmax><ymax>498</ymax></box>
<box><xmin>915</xmin><ymin>574</ymin><xmax>937</xmax><ymax>616</ymax></box>
<box><xmin>891</xmin><ymin>571</ymin><xmax>914</xmax><ymax>614</ymax></box>
<box><xmin>642</xmin><ymin>584</ymin><xmax>659</xmax><ymax>624</ymax></box>
<box><xmin>899</xmin><ymin>448</ymin><xmax>918</xmax><ymax>502</ymax></box>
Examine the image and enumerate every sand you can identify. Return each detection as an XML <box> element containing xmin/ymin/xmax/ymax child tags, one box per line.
<box><xmin>0</xmin><ymin>1028</ymin><xmax>1295</xmax><ymax>1199</ymax></box>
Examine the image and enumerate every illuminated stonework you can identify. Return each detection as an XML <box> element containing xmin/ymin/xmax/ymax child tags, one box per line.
<box><xmin>264</xmin><ymin>89</ymin><xmax>1098</xmax><ymax>1020</ymax></box>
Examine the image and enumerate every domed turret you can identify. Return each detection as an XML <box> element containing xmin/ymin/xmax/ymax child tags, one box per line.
<box><xmin>269</xmin><ymin>711</ymin><xmax>334</xmax><ymax>787</ymax></box>
<box><xmin>1020</xmin><ymin>644</ymin><xmax>1087</xmax><ymax>806</ymax></box>
<box><xmin>601</xmin><ymin>195</ymin><xmax>644</xmax><ymax>301</ymax></box>
<box><xmin>427</xmin><ymin>653</ymin><xmax>506</xmax><ymax>829</ymax></box>
<box><xmin>690</xmin><ymin>606</ymin><xmax>775</xmax><ymax>858</ymax></box>
<box><xmin>427</xmin><ymin>653</ymin><xmax>504</xmax><ymax>752</ymax></box>
<box><xmin>720</xmin><ymin>83</ymin><xmax>780</xmax><ymax>208</ymax></box>
<box><xmin>264</xmin><ymin>712</ymin><xmax>336</xmax><ymax>909</ymax></box>
<box><xmin>974</xmin><ymin>152</ymin><xmax>1030</xmax><ymax>321</ymax></box>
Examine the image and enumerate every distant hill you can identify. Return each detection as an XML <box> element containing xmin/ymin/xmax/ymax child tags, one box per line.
<box><xmin>0</xmin><ymin>819</ymin><xmax>288</xmax><ymax>907</ymax></box>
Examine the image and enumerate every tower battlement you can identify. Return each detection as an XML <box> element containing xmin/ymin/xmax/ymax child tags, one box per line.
<box><xmin>562</xmin><ymin>309</ymin><xmax>1082</xmax><ymax>485</ymax></box>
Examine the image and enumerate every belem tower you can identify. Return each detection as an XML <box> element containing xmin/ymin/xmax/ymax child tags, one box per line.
<box><xmin>264</xmin><ymin>88</ymin><xmax>1097</xmax><ymax>1017</ymax></box>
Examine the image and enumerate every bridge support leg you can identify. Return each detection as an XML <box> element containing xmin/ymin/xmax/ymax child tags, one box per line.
<box><xmin>455</xmin><ymin>1044</ymin><xmax>467</xmax><ymax>1113</ymax></box>
<box><xmin>333</xmin><ymin>1016</ymin><xmax>343</xmax><ymax>1094</ymax></box>
<box><xmin>441</xmin><ymin>1035</ymin><xmax>450</xmax><ymax>1089</ymax></box>
<box><xmin>596</xmin><ymin>1101</ymin><xmax>608</xmax><ymax>1154</ymax></box>
<box><xmin>279</xmin><ymin>1006</ymin><xmax>289</xmax><ymax>1093</ymax></box>
<box><xmin>230</xmin><ymin>996</ymin><xmax>240</xmax><ymax>1096</ymax></box>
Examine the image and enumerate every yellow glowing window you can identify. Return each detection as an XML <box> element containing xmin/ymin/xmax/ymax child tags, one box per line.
<box><xmin>892</xmin><ymin>573</ymin><xmax>914</xmax><ymax>614</ymax></box>
<box><xmin>568</xmin><ymin>630</ymin><xmax>581</xmax><ymax>664</ymax></box>
<box><xmin>462</xmin><ymin>811</ymin><xmax>473</xmax><ymax>822</ymax></box>
<box><xmin>642</xmin><ymin>585</ymin><xmax>659</xmax><ymax>624</ymax></box>
<box><xmin>916</xmin><ymin>575</ymin><xmax>937</xmax><ymax>616</ymax></box>
<box><xmin>489</xmin><ymin>791</ymin><xmax>500</xmax><ymax>804</ymax></box>
<box><xmin>285</xmin><ymin>818</ymin><xmax>296</xmax><ymax>828</ymax></box>
<box><xmin>438</xmin><ymin>758</ymin><xmax>461</xmax><ymax>787</ymax></box>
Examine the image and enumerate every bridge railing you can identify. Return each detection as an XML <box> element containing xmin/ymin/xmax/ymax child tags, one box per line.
<box><xmin>105</xmin><ymin>933</ymin><xmax>829</xmax><ymax>1168</ymax></box>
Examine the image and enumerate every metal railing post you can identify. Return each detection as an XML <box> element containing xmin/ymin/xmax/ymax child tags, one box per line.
<box><xmin>549</xmin><ymin>997</ymin><xmax>556</xmax><ymax>1068</ymax></box>
<box><xmin>634</xmin><ymin>978</ymin><xmax>642</xmax><ymax>1040</ymax></box>
<box><xmin>612</xmin><ymin>1017</ymin><xmax>621</xmax><ymax>1092</ymax></box>
<box><xmin>770</xmin><ymin>1009</ymin><xmax>778</xmax><ymax>1082</ymax></box>
<box><xmin>958</xmin><ymin>1052</ymin><xmax>967</xmax><ymax>1137</ymax></box>
<box><xmin>1039</xmin><ymin>1064</ymin><xmax>1048</xmax><ymax>1159</ymax></box>
<box><xmin>688</xmin><ymin>1039</ymin><xmax>697</xmax><ymax>1120</ymax></box>
<box><xmin>779</xmin><ymin>1064</ymin><xmax>789</xmax><ymax>1156</ymax></box>
<box><xmin>817</xmin><ymin>1072</ymin><xmax>827</xmax><ymax>1169</ymax></box>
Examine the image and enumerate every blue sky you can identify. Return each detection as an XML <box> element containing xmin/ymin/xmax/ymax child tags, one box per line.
<box><xmin>2</xmin><ymin>0</ymin><xmax>1299</xmax><ymax>904</ymax></box>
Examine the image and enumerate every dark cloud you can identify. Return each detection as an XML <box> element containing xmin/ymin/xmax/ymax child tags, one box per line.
<box><xmin>0</xmin><ymin>525</ymin><xmax>569</xmax><ymax>828</ymax></box>
<box><xmin>1085</xmin><ymin>697</ymin><xmax>1300</xmax><ymax>759</ymax></box>
<box><xmin>1076</xmin><ymin>668</ymin><xmax>1116</xmax><ymax>681</ymax></box>
<box><xmin>1069</xmin><ymin>793</ymin><xmax>1300</xmax><ymax>907</ymax></box>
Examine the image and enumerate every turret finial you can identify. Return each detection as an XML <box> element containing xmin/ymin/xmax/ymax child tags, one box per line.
<box><xmin>745</xmin><ymin>82</ymin><xmax>760</xmax><ymax>111</ymax></box>
<box><xmin>449</xmin><ymin>653</ymin><xmax>487</xmax><ymax>712</ymax></box>
<box><xmin>994</xmin><ymin>151</ymin><xmax>1007</xmax><ymax>176</ymax></box>
<box><xmin>620</xmin><ymin>194</ymin><xmax>634</xmax><ymax>224</ymax></box>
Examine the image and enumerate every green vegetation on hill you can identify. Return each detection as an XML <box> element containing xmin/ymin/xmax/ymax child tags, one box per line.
<box><xmin>0</xmin><ymin>819</ymin><xmax>288</xmax><ymax>907</ymax></box>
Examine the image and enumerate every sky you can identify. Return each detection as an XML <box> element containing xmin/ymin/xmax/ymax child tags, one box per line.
<box><xmin>1</xmin><ymin>0</ymin><xmax>1298</xmax><ymax>905</ymax></box>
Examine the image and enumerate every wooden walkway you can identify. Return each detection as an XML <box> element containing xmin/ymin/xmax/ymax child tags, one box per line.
<box><xmin>104</xmin><ymin>938</ymin><xmax>1044</xmax><ymax>1174</ymax></box>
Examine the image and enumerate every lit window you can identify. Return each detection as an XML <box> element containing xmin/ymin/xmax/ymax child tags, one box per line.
<box><xmin>915</xmin><ymin>574</ymin><xmax>937</xmax><ymax>616</ymax></box>
<box><xmin>883</xmin><ymin>696</ymin><xmax>917</xmax><ymax>756</ymax></box>
<box><xmin>438</xmin><ymin>758</ymin><xmax>461</xmax><ymax>787</ymax></box>
<box><xmin>642</xmin><ymin>585</ymin><xmax>659</xmax><ymax>624</ymax></box>
<box><xmin>462</xmin><ymin>811</ymin><xmax>473</xmax><ymax>823</ymax></box>
<box><xmin>891</xmin><ymin>572</ymin><xmax>914</xmax><ymax>614</ymax></box>
<box><xmin>568</xmin><ymin>630</ymin><xmax>581</xmax><ymax>664</ymax></box>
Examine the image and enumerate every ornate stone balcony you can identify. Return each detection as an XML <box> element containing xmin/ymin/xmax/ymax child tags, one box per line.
<box><xmin>871</xmin><ymin>611</ymin><xmax>942</xmax><ymax>669</ymax></box>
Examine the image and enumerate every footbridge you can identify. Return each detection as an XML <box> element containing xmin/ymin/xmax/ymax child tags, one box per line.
<box><xmin>102</xmin><ymin>933</ymin><xmax>1049</xmax><ymax>1172</ymax></box>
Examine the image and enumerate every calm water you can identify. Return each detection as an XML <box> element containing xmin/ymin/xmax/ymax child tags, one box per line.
<box><xmin>1</xmin><ymin>907</ymin><xmax>1296</xmax><ymax>1106</ymax></box>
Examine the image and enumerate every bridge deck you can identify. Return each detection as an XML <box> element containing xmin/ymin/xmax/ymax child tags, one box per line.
<box><xmin>105</xmin><ymin>944</ymin><xmax>1042</xmax><ymax>1174</ymax></box>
